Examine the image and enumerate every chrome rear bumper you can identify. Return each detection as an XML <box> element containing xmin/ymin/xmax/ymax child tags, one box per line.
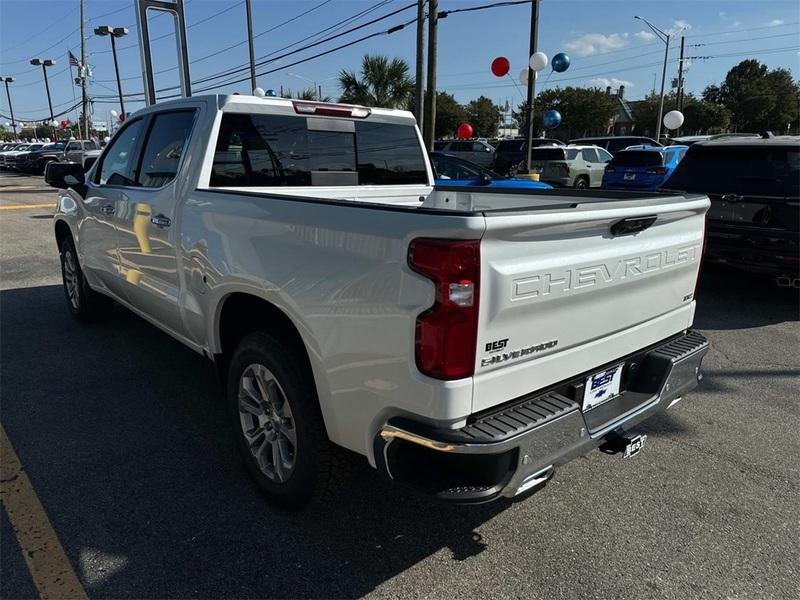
<box><xmin>374</xmin><ymin>330</ymin><xmax>709</xmax><ymax>503</ymax></box>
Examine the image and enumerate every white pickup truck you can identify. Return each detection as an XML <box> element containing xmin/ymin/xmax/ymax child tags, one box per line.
<box><xmin>47</xmin><ymin>95</ymin><xmax>709</xmax><ymax>508</ymax></box>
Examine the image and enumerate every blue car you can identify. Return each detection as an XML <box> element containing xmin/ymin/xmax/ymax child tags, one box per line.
<box><xmin>602</xmin><ymin>145</ymin><xmax>688</xmax><ymax>191</ymax></box>
<box><xmin>431</xmin><ymin>151</ymin><xmax>551</xmax><ymax>190</ymax></box>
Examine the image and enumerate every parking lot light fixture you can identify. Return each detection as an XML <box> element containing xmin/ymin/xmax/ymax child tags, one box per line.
<box><xmin>30</xmin><ymin>58</ymin><xmax>56</xmax><ymax>138</ymax></box>
<box><xmin>0</xmin><ymin>76</ymin><xmax>16</xmax><ymax>136</ymax></box>
<box><xmin>633</xmin><ymin>15</ymin><xmax>679</xmax><ymax>142</ymax></box>
<box><xmin>94</xmin><ymin>26</ymin><xmax>128</xmax><ymax>118</ymax></box>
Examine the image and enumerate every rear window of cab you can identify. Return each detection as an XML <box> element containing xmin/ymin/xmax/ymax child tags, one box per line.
<box><xmin>211</xmin><ymin>113</ymin><xmax>428</xmax><ymax>187</ymax></box>
<box><xmin>610</xmin><ymin>151</ymin><xmax>664</xmax><ymax>167</ymax></box>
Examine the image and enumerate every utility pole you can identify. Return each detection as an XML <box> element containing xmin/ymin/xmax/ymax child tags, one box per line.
<box><xmin>80</xmin><ymin>0</ymin><xmax>89</xmax><ymax>140</ymax></box>
<box><xmin>523</xmin><ymin>0</ymin><xmax>540</xmax><ymax>173</ymax></box>
<box><xmin>245</xmin><ymin>0</ymin><xmax>257</xmax><ymax>93</ymax></box>
<box><xmin>422</xmin><ymin>0</ymin><xmax>437</xmax><ymax>150</ymax></box>
<box><xmin>676</xmin><ymin>35</ymin><xmax>685</xmax><ymax>137</ymax></box>
<box><xmin>0</xmin><ymin>77</ymin><xmax>15</xmax><ymax>137</ymax></box>
<box><xmin>414</xmin><ymin>0</ymin><xmax>425</xmax><ymax>127</ymax></box>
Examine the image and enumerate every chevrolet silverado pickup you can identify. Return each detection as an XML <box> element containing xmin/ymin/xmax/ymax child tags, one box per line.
<box><xmin>46</xmin><ymin>95</ymin><xmax>709</xmax><ymax>508</ymax></box>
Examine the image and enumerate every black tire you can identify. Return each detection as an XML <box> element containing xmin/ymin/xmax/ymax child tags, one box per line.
<box><xmin>574</xmin><ymin>176</ymin><xmax>589</xmax><ymax>189</ymax></box>
<box><xmin>227</xmin><ymin>330</ymin><xmax>345</xmax><ymax>509</ymax></box>
<box><xmin>59</xmin><ymin>237</ymin><xmax>114</xmax><ymax>322</ymax></box>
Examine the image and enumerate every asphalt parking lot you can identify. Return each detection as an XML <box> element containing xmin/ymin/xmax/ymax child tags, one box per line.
<box><xmin>1</xmin><ymin>174</ymin><xmax>798</xmax><ymax>599</ymax></box>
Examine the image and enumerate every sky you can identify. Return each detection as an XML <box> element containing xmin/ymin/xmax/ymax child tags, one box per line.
<box><xmin>1</xmin><ymin>0</ymin><xmax>798</xmax><ymax>127</ymax></box>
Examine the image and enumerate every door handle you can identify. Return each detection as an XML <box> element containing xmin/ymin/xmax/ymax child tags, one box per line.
<box><xmin>100</xmin><ymin>204</ymin><xmax>115</xmax><ymax>216</ymax></box>
<box><xmin>721</xmin><ymin>194</ymin><xmax>742</xmax><ymax>202</ymax></box>
<box><xmin>150</xmin><ymin>214</ymin><xmax>171</xmax><ymax>228</ymax></box>
<box><xmin>610</xmin><ymin>215</ymin><xmax>657</xmax><ymax>236</ymax></box>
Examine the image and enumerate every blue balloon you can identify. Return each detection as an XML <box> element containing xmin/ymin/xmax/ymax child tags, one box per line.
<box><xmin>551</xmin><ymin>52</ymin><xmax>570</xmax><ymax>73</ymax></box>
<box><xmin>265</xmin><ymin>89</ymin><xmax>278</xmax><ymax>97</ymax></box>
<box><xmin>543</xmin><ymin>109</ymin><xmax>562</xmax><ymax>129</ymax></box>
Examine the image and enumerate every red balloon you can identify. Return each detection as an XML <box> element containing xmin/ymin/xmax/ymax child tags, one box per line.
<box><xmin>60</xmin><ymin>120</ymin><xmax>68</xmax><ymax>129</ymax></box>
<box><xmin>491</xmin><ymin>56</ymin><xmax>510</xmax><ymax>77</ymax></box>
<box><xmin>119</xmin><ymin>113</ymin><xmax>126</xmax><ymax>122</ymax></box>
<box><xmin>457</xmin><ymin>123</ymin><xmax>473</xmax><ymax>139</ymax></box>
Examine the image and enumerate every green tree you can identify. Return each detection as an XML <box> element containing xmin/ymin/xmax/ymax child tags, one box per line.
<box><xmin>681</xmin><ymin>95</ymin><xmax>731</xmax><ymax>134</ymax></box>
<box><xmin>338</xmin><ymin>54</ymin><xmax>415</xmax><ymax>109</ymax></box>
<box><xmin>514</xmin><ymin>87</ymin><xmax>618</xmax><ymax>139</ymax></box>
<box><xmin>716</xmin><ymin>59</ymin><xmax>800</xmax><ymax>132</ymax></box>
<box><xmin>629</xmin><ymin>92</ymin><xmax>679</xmax><ymax>138</ymax></box>
<box><xmin>466</xmin><ymin>96</ymin><xmax>501</xmax><ymax>138</ymax></box>
<box><xmin>409</xmin><ymin>91</ymin><xmax>467</xmax><ymax>138</ymax></box>
<box><xmin>281</xmin><ymin>87</ymin><xmax>332</xmax><ymax>102</ymax></box>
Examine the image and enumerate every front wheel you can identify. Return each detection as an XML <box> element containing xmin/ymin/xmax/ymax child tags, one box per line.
<box><xmin>59</xmin><ymin>237</ymin><xmax>113</xmax><ymax>322</ymax></box>
<box><xmin>227</xmin><ymin>331</ymin><xmax>345</xmax><ymax>509</ymax></box>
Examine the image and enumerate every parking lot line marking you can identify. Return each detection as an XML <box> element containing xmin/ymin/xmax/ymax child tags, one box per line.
<box><xmin>0</xmin><ymin>185</ymin><xmax>39</xmax><ymax>191</ymax></box>
<box><xmin>0</xmin><ymin>424</ymin><xmax>88</xmax><ymax>600</ymax></box>
<box><xmin>0</xmin><ymin>203</ymin><xmax>54</xmax><ymax>211</ymax></box>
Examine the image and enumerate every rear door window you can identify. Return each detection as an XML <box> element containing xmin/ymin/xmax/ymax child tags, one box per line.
<box><xmin>137</xmin><ymin>110</ymin><xmax>197</xmax><ymax>187</ymax></box>
<box><xmin>665</xmin><ymin>146</ymin><xmax>800</xmax><ymax>196</ymax></box>
<box><xmin>581</xmin><ymin>148</ymin><xmax>600</xmax><ymax>163</ymax></box>
<box><xmin>530</xmin><ymin>148</ymin><xmax>566</xmax><ymax>161</ymax></box>
<box><xmin>611</xmin><ymin>151</ymin><xmax>663</xmax><ymax>167</ymax></box>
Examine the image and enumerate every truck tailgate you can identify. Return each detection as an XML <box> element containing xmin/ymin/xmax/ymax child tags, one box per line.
<box><xmin>473</xmin><ymin>194</ymin><xmax>709</xmax><ymax>412</ymax></box>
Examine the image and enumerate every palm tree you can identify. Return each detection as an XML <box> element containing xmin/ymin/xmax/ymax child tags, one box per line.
<box><xmin>281</xmin><ymin>87</ymin><xmax>332</xmax><ymax>102</ymax></box>
<box><xmin>338</xmin><ymin>54</ymin><xmax>415</xmax><ymax>109</ymax></box>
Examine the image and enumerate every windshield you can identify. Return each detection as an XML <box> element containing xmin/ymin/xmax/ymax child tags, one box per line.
<box><xmin>530</xmin><ymin>148</ymin><xmax>566</xmax><ymax>161</ymax></box>
<box><xmin>49</xmin><ymin>142</ymin><xmax>67</xmax><ymax>150</ymax></box>
<box><xmin>611</xmin><ymin>151</ymin><xmax>664</xmax><ymax>167</ymax></box>
<box><xmin>665</xmin><ymin>145</ymin><xmax>800</xmax><ymax>196</ymax></box>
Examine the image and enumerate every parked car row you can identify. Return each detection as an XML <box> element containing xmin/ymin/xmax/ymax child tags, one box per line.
<box><xmin>0</xmin><ymin>139</ymin><xmax>102</xmax><ymax>174</ymax></box>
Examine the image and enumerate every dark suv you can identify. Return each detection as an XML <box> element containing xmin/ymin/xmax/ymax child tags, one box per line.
<box><xmin>492</xmin><ymin>137</ymin><xmax>563</xmax><ymax>176</ymax></box>
<box><xmin>661</xmin><ymin>136</ymin><xmax>799</xmax><ymax>283</ymax></box>
<box><xmin>569</xmin><ymin>136</ymin><xmax>661</xmax><ymax>156</ymax></box>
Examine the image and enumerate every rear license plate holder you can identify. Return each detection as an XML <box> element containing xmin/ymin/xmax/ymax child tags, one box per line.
<box><xmin>624</xmin><ymin>172</ymin><xmax>636</xmax><ymax>180</ymax></box>
<box><xmin>583</xmin><ymin>363</ymin><xmax>623</xmax><ymax>411</ymax></box>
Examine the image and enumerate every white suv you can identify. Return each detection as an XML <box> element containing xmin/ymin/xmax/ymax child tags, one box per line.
<box><xmin>528</xmin><ymin>145</ymin><xmax>613</xmax><ymax>188</ymax></box>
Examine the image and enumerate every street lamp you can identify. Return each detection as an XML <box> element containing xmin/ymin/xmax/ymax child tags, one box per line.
<box><xmin>94</xmin><ymin>26</ymin><xmax>128</xmax><ymax>119</ymax></box>
<box><xmin>30</xmin><ymin>58</ymin><xmax>56</xmax><ymax>140</ymax></box>
<box><xmin>634</xmin><ymin>16</ymin><xmax>683</xmax><ymax>142</ymax></box>
<box><xmin>0</xmin><ymin>76</ymin><xmax>16</xmax><ymax>137</ymax></box>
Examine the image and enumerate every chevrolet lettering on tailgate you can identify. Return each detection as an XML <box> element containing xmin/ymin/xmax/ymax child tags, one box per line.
<box><xmin>513</xmin><ymin>243</ymin><xmax>701</xmax><ymax>300</ymax></box>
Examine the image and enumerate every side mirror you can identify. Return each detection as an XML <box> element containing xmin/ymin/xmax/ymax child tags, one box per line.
<box><xmin>45</xmin><ymin>161</ymin><xmax>85</xmax><ymax>189</ymax></box>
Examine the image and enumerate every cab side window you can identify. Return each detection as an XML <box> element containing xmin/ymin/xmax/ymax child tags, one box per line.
<box><xmin>137</xmin><ymin>111</ymin><xmax>196</xmax><ymax>188</ymax></box>
<box><xmin>95</xmin><ymin>119</ymin><xmax>145</xmax><ymax>186</ymax></box>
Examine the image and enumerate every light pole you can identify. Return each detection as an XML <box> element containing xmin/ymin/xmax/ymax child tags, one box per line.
<box><xmin>94</xmin><ymin>26</ymin><xmax>128</xmax><ymax>119</ymax></box>
<box><xmin>634</xmin><ymin>16</ymin><xmax>681</xmax><ymax>142</ymax></box>
<box><xmin>0</xmin><ymin>76</ymin><xmax>16</xmax><ymax>137</ymax></box>
<box><xmin>30</xmin><ymin>58</ymin><xmax>56</xmax><ymax>140</ymax></box>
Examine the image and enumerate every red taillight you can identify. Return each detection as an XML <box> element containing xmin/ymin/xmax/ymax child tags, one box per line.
<box><xmin>408</xmin><ymin>238</ymin><xmax>480</xmax><ymax>380</ymax></box>
<box><xmin>646</xmin><ymin>166</ymin><xmax>669</xmax><ymax>175</ymax></box>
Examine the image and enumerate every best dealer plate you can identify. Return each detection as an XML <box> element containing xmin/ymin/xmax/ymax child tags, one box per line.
<box><xmin>583</xmin><ymin>364</ymin><xmax>623</xmax><ymax>411</ymax></box>
<box><xmin>624</xmin><ymin>172</ymin><xmax>636</xmax><ymax>180</ymax></box>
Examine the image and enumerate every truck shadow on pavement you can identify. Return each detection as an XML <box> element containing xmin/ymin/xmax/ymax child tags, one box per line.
<box><xmin>1</xmin><ymin>284</ymin><xmax>511</xmax><ymax>598</ymax></box>
<box><xmin>693</xmin><ymin>264</ymin><xmax>799</xmax><ymax>331</ymax></box>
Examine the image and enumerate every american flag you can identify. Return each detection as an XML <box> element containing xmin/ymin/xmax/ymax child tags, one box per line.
<box><xmin>68</xmin><ymin>50</ymin><xmax>81</xmax><ymax>68</ymax></box>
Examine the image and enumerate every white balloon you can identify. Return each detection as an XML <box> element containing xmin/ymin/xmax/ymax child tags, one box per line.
<box><xmin>663</xmin><ymin>110</ymin><xmax>685</xmax><ymax>130</ymax></box>
<box><xmin>519</xmin><ymin>68</ymin><xmax>539</xmax><ymax>85</ymax></box>
<box><xmin>110</xmin><ymin>109</ymin><xmax>118</xmax><ymax>117</ymax></box>
<box><xmin>529</xmin><ymin>51</ymin><xmax>548</xmax><ymax>72</ymax></box>
<box><xmin>253</xmin><ymin>87</ymin><xmax>266</xmax><ymax>98</ymax></box>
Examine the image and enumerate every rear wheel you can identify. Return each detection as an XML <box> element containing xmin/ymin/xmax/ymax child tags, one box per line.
<box><xmin>574</xmin><ymin>176</ymin><xmax>589</xmax><ymax>189</ymax></box>
<box><xmin>227</xmin><ymin>331</ymin><xmax>345</xmax><ymax>509</ymax></box>
<box><xmin>59</xmin><ymin>237</ymin><xmax>113</xmax><ymax>322</ymax></box>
